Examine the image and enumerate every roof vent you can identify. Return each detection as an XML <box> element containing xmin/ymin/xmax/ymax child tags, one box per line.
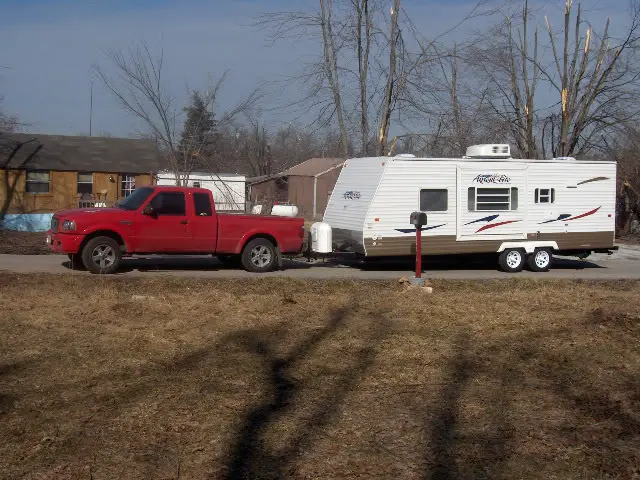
<box><xmin>465</xmin><ymin>144</ymin><xmax>511</xmax><ymax>159</ymax></box>
<box><xmin>553</xmin><ymin>156</ymin><xmax>576</xmax><ymax>161</ymax></box>
<box><xmin>396</xmin><ymin>153</ymin><xmax>416</xmax><ymax>159</ymax></box>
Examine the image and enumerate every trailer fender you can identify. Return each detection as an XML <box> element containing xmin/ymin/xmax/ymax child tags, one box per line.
<box><xmin>497</xmin><ymin>241</ymin><xmax>559</xmax><ymax>254</ymax></box>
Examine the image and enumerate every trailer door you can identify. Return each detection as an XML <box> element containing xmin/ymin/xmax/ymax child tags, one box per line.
<box><xmin>457</xmin><ymin>165</ymin><xmax>528</xmax><ymax>241</ymax></box>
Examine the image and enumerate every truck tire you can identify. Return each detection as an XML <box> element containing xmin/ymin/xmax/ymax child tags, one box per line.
<box><xmin>527</xmin><ymin>248</ymin><xmax>553</xmax><ymax>272</ymax></box>
<box><xmin>81</xmin><ymin>236</ymin><xmax>122</xmax><ymax>274</ymax></box>
<box><xmin>498</xmin><ymin>248</ymin><xmax>524</xmax><ymax>273</ymax></box>
<box><xmin>241</xmin><ymin>238</ymin><xmax>277</xmax><ymax>273</ymax></box>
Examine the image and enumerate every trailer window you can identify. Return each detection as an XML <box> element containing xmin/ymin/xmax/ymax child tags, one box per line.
<box><xmin>535</xmin><ymin>188</ymin><xmax>555</xmax><ymax>204</ymax></box>
<box><xmin>193</xmin><ymin>192</ymin><xmax>212</xmax><ymax>216</ymax></box>
<box><xmin>420</xmin><ymin>189</ymin><xmax>448</xmax><ymax>212</ymax></box>
<box><xmin>468</xmin><ymin>187</ymin><xmax>518</xmax><ymax>211</ymax></box>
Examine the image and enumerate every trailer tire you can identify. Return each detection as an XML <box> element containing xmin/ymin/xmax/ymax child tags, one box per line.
<box><xmin>527</xmin><ymin>248</ymin><xmax>553</xmax><ymax>272</ymax></box>
<box><xmin>241</xmin><ymin>238</ymin><xmax>277</xmax><ymax>273</ymax></box>
<box><xmin>498</xmin><ymin>248</ymin><xmax>525</xmax><ymax>273</ymax></box>
<box><xmin>81</xmin><ymin>236</ymin><xmax>122</xmax><ymax>274</ymax></box>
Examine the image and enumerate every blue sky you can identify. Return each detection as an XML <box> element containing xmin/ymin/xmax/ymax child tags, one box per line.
<box><xmin>0</xmin><ymin>0</ymin><xmax>631</xmax><ymax>137</ymax></box>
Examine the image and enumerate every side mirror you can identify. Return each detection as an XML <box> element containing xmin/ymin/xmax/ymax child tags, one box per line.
<box><xmin>142</xmin><ymin>204</ymin><xmax>155</xmax><ymax>216</ymax></box>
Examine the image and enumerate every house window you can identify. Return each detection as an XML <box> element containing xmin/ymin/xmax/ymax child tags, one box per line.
<box><xmin>152</xmin><ymin>192</ymin><xmax>186</xmax><ymax>216</ymax></box>
<box><xmin>121</xmin><ymin>175</ymin><xmax>136</xmax><ymax>197</ymax></box>
<box><xmin>535</xmin><ymin>188</ymin><xmax>555</xmax><ymax>204</ymax></box>
<box><xmin>25</xmin><ymin>170</ymin><xmax>50</xmax><ymax>193</ymax></box>
<box><xmin>468</xmin><ymin>187</ymin><xmax>518</xmax><ymax>211</ymax></box>
<box><xmin>77</xmin><ymin>172</ymin><xmax>93</xmax><ymax>195</ymax></box>
<box><xmin>420</xmin><ymin>189</ymin><xmax>448</xmax><ymax>212</ymax></box>
<box><xmin>193</xmin><ymin>192</ymin><xmax>212</xmax><ymax>216</ymax></box>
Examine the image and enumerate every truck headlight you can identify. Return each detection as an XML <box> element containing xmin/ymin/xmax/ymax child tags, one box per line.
<box><xmin>62</xmin><ymin>220</ymin><xmax>76</xmax><ymax>231</ymax></box>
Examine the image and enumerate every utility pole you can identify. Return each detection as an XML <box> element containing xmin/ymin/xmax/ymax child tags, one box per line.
<box><xmin>89</xmin><ymin>79</ymin><xmax>93</xmax><ymax>137</ymax></box>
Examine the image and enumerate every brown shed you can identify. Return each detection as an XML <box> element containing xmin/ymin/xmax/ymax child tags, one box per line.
<box><xmin>248</xmin><ymin>157</ymin><xmax>345</xmax><ymax>218</ymax></box>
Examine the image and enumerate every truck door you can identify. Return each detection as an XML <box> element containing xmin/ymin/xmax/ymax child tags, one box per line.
<box><xmin>134</xmin><ymin>191</ymin><xmax>192</xmax><ymax>252</ymax></box>
<box><xmin>456</xmin><ymin>166</ymin><xmax>528</xmax><ymax>241</ymax></box>
<box><xmin>188</xmin><ymin>191</ymin><xmax>218</xmax><ymax>252</ymax></box>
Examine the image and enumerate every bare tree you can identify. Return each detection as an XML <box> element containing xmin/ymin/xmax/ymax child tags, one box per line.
<box><xmin>541</xmin><ymin>0</ymin><xmax>640</xmax><ymax>157</ymax></box>
<box><xmin>94</xmin><ymin>41</ymin><xmax>261</xmax><ymax>183</ymax></box>
<box><xmin>320</xmin><ymin>0</ymin><xmax>350</xmax><ymax>158</ymax></box>
<box><xmin>0</xmin><ymin>136</ymin><xmax>43</xmax><ymax>223</ymax></box>
<box><xmin>377</xmin><ymin>0</ymin><xmax>402</xmax><ymax>155</ymax></box>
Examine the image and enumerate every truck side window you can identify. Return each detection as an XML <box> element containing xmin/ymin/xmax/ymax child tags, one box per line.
<box><xmin>193</xmin><ymin>193</ymin><xmax>212</xmax><ymax>216</ymax></box>
<box><xmin>153</xmin><ymin>192</ymin><xmax>186</xmax><ymax>216</ymax></box>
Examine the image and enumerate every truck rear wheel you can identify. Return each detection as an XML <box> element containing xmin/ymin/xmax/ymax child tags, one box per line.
<box><xmin>81</xmin><ymin>236</ymin><xmax>122</xmax><ymax>274</ymax></box>
<box><xmin>241</xmin><ymin>238</ymin><xmax>277</xmax><ymax>273</ymax></box>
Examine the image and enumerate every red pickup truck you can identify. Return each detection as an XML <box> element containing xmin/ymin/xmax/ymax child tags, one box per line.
<box><xmin>45</xmin><ymin>185</ymin><xmax>305</xmax><ymax>274</ymax></box>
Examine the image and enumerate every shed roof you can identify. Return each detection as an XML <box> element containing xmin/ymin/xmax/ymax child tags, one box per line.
<box><xmin>285</xmin><ymin>157</ymin><xmax>344</xmax><ymax>176</ymax></box>
<box><xmin>247</xmin><ymin>157</ymin><xmax>345</xmax><ymax>185</ymax></box>
<box><xmin>0</xmin><ymin>133</ymin><xmax>164</xmax><ymax>173</ymax></box>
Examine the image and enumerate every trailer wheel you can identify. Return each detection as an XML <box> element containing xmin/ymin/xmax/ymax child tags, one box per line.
<box><xmin>527</xmin><ymin>248</ymin><xmax>553</xmax><ymax>272</ymax></box>
<box><xmin>498</xmin><ymin>248</ymin><xmax>524</xmax><ymax>273</ymax></box>
<box><xmin>241</xmin><ymin>238</ymin><xmax>277</xmax><ymax>273</ymax></box>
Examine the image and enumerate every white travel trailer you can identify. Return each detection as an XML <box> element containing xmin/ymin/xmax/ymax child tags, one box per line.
<box><xmin>311</xmin><ymin>144</ymin><xmax>617</xmax><ymax>272</ymax></box>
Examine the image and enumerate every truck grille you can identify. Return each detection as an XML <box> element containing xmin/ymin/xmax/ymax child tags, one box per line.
<box><xmin>51</xmin><ymin>217</ymin><xmax>59</xmax><ymax>233</ymax></box>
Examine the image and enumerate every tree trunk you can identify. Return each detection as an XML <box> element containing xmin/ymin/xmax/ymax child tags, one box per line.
<box><xmin>378</xmin><ymin>0</ymin><xmax>401</xmax><ymax>156</ymax></box>
<box><xmin>320</xmin><ymin>0</ymin><xmax>350</xmax><ymax>159</ymax></box>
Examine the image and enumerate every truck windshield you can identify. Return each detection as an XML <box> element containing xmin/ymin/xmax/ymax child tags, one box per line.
<box><xmin>116</xmin><ymin>187</ymin><xmax>154</xmax><ymax>211</ymax></box>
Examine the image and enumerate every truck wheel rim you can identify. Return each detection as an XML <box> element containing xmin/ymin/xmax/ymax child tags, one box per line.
<box><xmin>92</xmin><ymin>245</ymin><xmax>116</xmax><ymax>269</ymax></box>
<box><xmin>250</xmin><ymin>245</ymin><xmax>272</xmax><ymax>267</ymax></box>
<box><xmin>535</xmin><ymin>250</ymin><xmax>550</xmax><ymax>268</ymax></box>
<box><xmin>506</xmin><ymin>251</ymin><xmax>522</xmax><ymax>268</ymax></box>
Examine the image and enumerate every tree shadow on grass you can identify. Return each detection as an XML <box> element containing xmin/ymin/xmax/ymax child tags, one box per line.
<box><xmin>221</xmin><ymin>305</ymin><xmax>391</xmax><ymax>480</ymax></box>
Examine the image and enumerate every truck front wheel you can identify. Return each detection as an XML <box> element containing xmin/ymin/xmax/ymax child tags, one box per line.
<box><xmin>81</xmin><ymin>236</ymin><xmax>122</xmax><ymax>274</ymax></box>
<box><xmin>241</xmin><ymin>238</ymin><xmax>277</xmax><ymax>273</ymax></box>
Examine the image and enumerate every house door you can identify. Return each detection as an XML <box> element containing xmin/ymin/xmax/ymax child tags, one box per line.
<box><xmin>456</xmin><ymin>166</ymin><xmax>528</xmax><ymax>241</ymax></box>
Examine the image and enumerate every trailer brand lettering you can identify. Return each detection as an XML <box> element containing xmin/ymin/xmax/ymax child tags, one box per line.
<box><xmin>473</xmin><ymin>174</ymin><xmax>511</xmax><ymax>184</ymax></box>
<box><xmin>342</xmin><ymin>191</ymin><xmax>361</xmax><ymax>200</ymax></box>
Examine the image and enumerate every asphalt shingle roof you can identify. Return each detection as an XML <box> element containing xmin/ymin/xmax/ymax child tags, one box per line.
<box><xmin>0</xmin><ymin>133</ymin><xmax>165</xmax><ymax>173</ymax></box>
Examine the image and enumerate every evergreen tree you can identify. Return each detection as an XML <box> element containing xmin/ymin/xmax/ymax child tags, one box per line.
<box><xmin>178</xmin><ymin>91</ymin><xmax>215</xmax><ymax>172</ymax></box>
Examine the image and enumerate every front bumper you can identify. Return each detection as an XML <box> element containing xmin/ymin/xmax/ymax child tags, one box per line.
<box><xmin>45</xmin><ymin>230</ymin><xmax>85</xmax><ymax>254</ymax></box>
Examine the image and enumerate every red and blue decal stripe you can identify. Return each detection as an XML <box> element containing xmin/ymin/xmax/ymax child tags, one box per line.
<box><xmin>464</xmin><ymin>214</ymin><xmax>519</xmax><ymax>233</ymax></box>
<box><xmin>540</xmin><ymin>207</ymin><xmax>600</xmax><ymax>224</ymax></box>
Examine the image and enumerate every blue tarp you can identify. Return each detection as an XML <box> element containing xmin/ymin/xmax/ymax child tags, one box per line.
<box><xmin>1</xmin><ymin>214</ymin><xmax>53</xmax><ymax>232</ymax></box>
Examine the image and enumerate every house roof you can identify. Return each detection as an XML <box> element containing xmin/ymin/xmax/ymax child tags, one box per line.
<box><xmin>247</xmin><ymin>157</ymin><xmax>345</xmax><ymax>184</ymax></box>
<box><xmin>0</xmin><ymin>133</ymin><xmax>164</xmax><ymax>173</ymax></box>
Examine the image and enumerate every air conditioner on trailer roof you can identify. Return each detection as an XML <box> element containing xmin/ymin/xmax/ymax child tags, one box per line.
<box><xmin>465</xmin><ymin>144</ymin><xmax>511</xmax><ymax>159</ymax></box>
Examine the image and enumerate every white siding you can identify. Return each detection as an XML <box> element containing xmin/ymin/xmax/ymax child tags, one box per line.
<box><xmin>526</xmin><ymin>162</ymin><xmax>616</xmax><ymax>235</ymax></box>
<box><xmin>366</xmin><ymin>161</ymin><xmax>457</xmax><ymax>239</ymax></box>
<box><xmin>323</xmin><ymin>157</ymin><xmax>386</xmax><ymax>242</ymax></box>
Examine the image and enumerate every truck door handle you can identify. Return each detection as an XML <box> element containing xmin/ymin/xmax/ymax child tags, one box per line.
<box><xmin>180</xmin><ymin>219</ymin><xmax>189</xmax><ymax>225</ymax></box>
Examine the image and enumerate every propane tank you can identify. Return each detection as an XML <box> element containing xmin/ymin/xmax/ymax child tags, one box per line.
<box><xmin>310</xmin><ymin>222</ymin><xmax>332</xmax><ymax>253</ymax></box>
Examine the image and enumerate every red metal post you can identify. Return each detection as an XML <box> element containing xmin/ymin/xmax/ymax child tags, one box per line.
<box><xmin>415</xmin><ymin>226</ymin><xmax>422</xmax><ymax>278</ymax></box>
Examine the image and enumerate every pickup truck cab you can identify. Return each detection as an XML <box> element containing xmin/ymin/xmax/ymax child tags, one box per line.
<box><xmin>45</xmin><ymin>185</ymin><xmax>305</xmax><ymax>274</ymax></box>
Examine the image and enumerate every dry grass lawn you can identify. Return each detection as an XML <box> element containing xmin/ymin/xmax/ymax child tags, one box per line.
<box><xmin>0</xmin><ymin>274</ymin><xmax>639</xmax><ymax>479</ymax></box>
